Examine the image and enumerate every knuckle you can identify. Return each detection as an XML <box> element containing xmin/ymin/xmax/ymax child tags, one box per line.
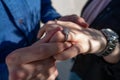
<box><xmin>6</xmin><ymin>52</ymin><xmax>16</xmax><ymax>65</ymax></box>
<box><xmin>48</xmin><ymin>71</ymin><xmax>58</xmax><ymax>80</ymax></box>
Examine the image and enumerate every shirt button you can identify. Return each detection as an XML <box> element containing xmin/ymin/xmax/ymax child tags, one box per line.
<box><xmin>19</xmin><ymin>19</ymin><xmax>23</xmax><ymax>24</ymax></box>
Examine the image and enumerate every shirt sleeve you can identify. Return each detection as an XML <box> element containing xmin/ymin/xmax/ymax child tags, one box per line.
<box><xmin>41</xmin><ymin>0</ymin><xmax>61</xmax><ymax>23</ymax></box>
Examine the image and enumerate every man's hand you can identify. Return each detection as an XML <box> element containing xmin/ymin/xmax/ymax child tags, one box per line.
<box><xmin>6</xmin><ymin>37</ymin><xmax>72</xmax><ymax>80</ymax></box>
<box><xmin>6</xmin><ymin>57</ymin><xmax>58</xmax><ymax>80</ymax></box>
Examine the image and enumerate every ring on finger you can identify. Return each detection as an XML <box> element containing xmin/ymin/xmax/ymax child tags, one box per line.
<box><xmin>62</xmin><ymin>27</ymin><xmax>70</xmax><ymax>42</ymax></box>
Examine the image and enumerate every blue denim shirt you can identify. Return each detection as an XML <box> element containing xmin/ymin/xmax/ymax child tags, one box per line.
<box><xmin>0</xmin><ymin>0</ymin><xmax>60</xmax><ymax>80</ymax></box>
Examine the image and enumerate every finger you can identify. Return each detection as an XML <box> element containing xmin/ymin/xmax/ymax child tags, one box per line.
<box><xmin>25</xmin><ymin>57</ymin><xmax>56</xmax><ymax>80</ymax></box>
<box><xmin>47</xmin><ymin>70</ymin><xmax>58</xmax><ymax>80</ymax></box>
<box><xmin>49</xmin><ymin>30</ymin><xmax>65</xmax><ymax>42</ymax></box>
<box><xmin>34</xmin><ymin>67</ymin><xmax>58</xmax><ymax>80</ymax></box>
<box><xmin>6</xmin><ymin>42</ymin><xmax>72</xmax><ymax>64</ymax></box>
<box><xmin>49</xmin><ymin>29</ymin><xmax>74</xmax><ymax>42</ymax></box>
<box><xmin>59</xmin><ymin>14</ymin><xmax>88</xmax><ymax>28</ymax></box>
<box><xmin>37</xmin><ymin>21</ymin><xmax>57</xmax><ymax>39</ymax></box>
<box><xmin>40</xmin><ymin>27</ymin><xmax>61</xmax><ymax>43</ymax></box>
<box><xmin>54</xmin><ymin>41</ymin><xmax>91</xmax><ymax>60</ymax></box>
<box><xmin>54</xmin><ymin>44</ymin><xmax>80</xmax><ymax>60</ymax></box>
<box><xmin>37</xmin><ymin>26</ymin><xmax>46</xmax><ymax>39</ymax></box>
<box><xmin>77</xmin><ymin>17</ymin><xmax>89</xmax><ymax>28</ymax></box>
<box><xmin>56</xmin><ymin>20</ymin><xmax>83</xmax><ymax>32</ymax></box>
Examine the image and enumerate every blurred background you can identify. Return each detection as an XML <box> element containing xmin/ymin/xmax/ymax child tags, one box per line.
<box><xmin>51</xmin><ymin>0</ymin><xmax>88</xmax><ymax>80</ymax></box>
<box><xmin>52</xmin><ymin>0</ymin><xmax>87</xmax><ymax>15</ymax></box>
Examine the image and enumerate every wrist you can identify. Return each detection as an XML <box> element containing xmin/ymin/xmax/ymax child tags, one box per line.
<box><xmin>94</xmin><ymin>28</ymin><xmax>120</xmax><ymax>63</ymax></box>
<box><xmin>86</xmin><ymin>28</ymin><xmax>107</xmax><ymax>54</ymax></box>
<box><xmin>95</xmin><ymin>28</ymin><xmax>119</xmax><ymax>56</ymax></box>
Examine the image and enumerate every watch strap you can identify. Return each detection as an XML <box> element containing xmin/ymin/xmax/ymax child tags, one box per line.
<box><xmin>95</xmin><ymin>28</ymin><xmax>119</xmax><ymax>57</ymax></box>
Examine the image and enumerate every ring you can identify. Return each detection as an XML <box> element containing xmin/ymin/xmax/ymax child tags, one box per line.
<box><xmin>62</xmin><ymin>27</ymin><xmax>70</xmax><ymax>42</ymax></box>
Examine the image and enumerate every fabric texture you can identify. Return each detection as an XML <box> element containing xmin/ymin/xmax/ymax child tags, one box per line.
<box><xmin>82</xmin><ymin>0</ymin><xmax>111</xmax><ymax>24</ymax></box>
<box><xmin>0</xmin><ymin>0</ymin><xmax>61</xmax><ymax>80</ymax></box>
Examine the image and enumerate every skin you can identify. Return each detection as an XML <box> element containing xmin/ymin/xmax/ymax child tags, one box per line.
<box><xmin>6</xmin><ymin>39</ymin><xmax>72</xmax><ymax>80</ymax></box>
<box><xmin>7</xmin><ymin>57</ymin><xmax>58</xmax><ymax>80</ymax></box>
<box><xmin>6</xmin><ymin>27</ymin><xmax>72</xmax><ymax>80</ymax></box>
<box><xmin>38</xmin><ymin>20</ymin><xmax>120</xmax><ymax>63</ymax></box>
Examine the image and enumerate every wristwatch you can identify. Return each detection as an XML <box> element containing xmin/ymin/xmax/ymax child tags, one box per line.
<box><xmin>96</xmin><ymin>28</ymin><xmax>119</xmax><ymax>57</ymax></box>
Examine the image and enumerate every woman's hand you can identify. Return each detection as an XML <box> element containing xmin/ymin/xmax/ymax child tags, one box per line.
<box><xmin>38</xmin><ymin>21</ymin><xmax>107</xmax><ymax>60</ymax></box>
<box><xmin>37</xmin><ymin>15</ymin><xmax>88</xmax><ymax>39</ymax></box>
<box><xmin>58</xmin><ymin>14</ymin><xmax>88</xmax><ymax>28</ymax></box>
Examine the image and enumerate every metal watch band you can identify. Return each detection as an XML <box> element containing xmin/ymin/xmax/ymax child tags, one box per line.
<box><xmin>95</xmin><ymin>28</ymin><xmax>119</xmax><ymax>57</ymax></box>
